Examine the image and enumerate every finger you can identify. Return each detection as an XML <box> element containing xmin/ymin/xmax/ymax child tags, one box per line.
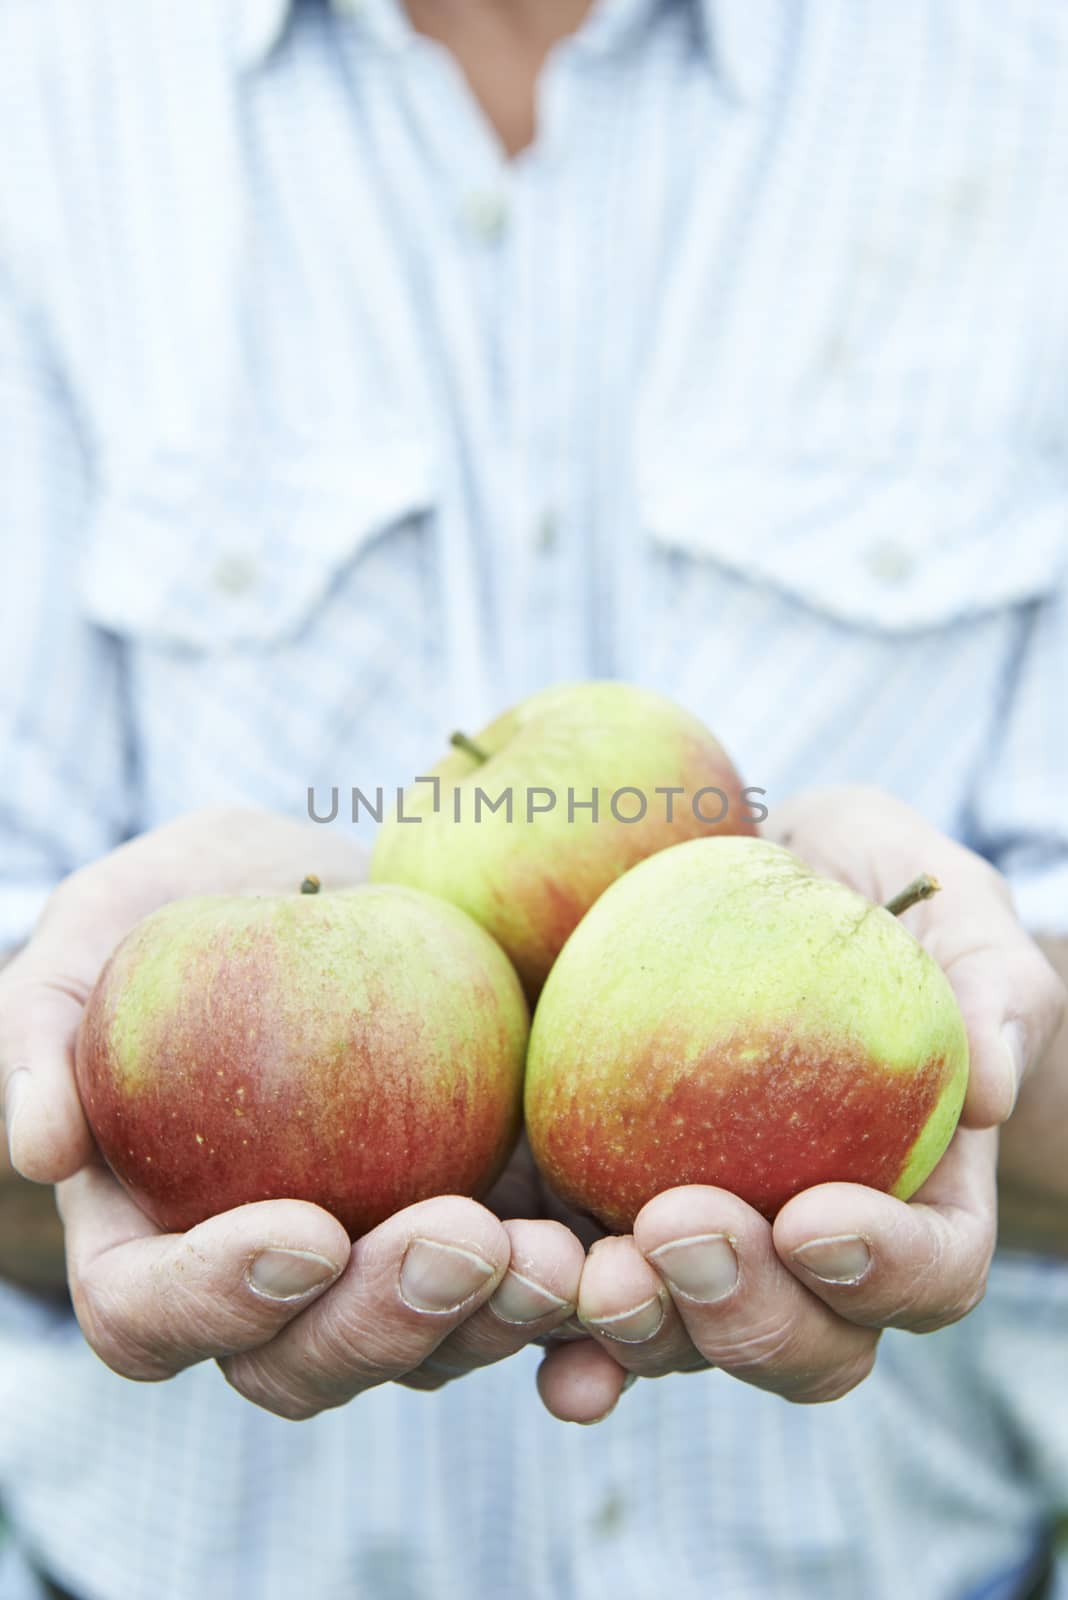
<box><xmin>220</xmin><ymin>1197</ymin><xmax>510</xmax><ymax>1419</ymax></box>
<box><xmin>57</xmin><ymin>1163</ymin><xmax>350</xmax><ymax>1380</ymax></box>
<box><xmin>765</xmin><ymin>787</ymin><xmax>1066</xmax><ymax>1129</ymax></box>
<box><xmin>576</xmin><ymin>1234</ymin><xmax>706</xmax><ymax>1378</ymax></box>
<box><xmin>0</xmin><ymin>968</ymin><xmax>95</xmax><ymax>1182</ymax></box>
<box><xmin>775</xmin><ymin>1126</ymin><xmax>997</xmax><ymax>1333</ymax></box>
<box><xmin>403</xmin><ymin>1219</ymin><xmax>583</xmax><ymax>1389</ymax></box>
<box><xmin>923</xmin><ymin>903</ymin><xmax>1065</xmax><ymax>1127</ymax></box>
<box><xmin>1</xmin><ymin>860</ymin><xmax>171</xmax><ymax>1182</ymax></box>
<box><xmin>536</xmin><ymin>1338</ymin><xmax>631</xmax><ymax>1425</ymax></box>
<box><xmin>634</xmin><ymin>1187</ymin><xmax>878</xmax><ymax>1404</ymax></box>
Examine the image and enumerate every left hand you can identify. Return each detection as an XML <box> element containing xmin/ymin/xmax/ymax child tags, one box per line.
<box><xmin>0</xmin><ymin>810</ymin><xmax>587</xmax><ymax>1417</ymax></box>
<box><xmin>537</xmin><ymin>787</ymin><xmax>1066</xmax><ymax>1422</ymax></box>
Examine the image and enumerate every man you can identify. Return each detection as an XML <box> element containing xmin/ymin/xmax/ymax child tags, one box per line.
<box><xmin>1</xmin><ymin>1</ymin><xmax>1067</xmax><ymax>1596</ymax></box>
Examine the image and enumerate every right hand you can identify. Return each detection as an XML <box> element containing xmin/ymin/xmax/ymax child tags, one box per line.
<box><xmin>0</xmin><ymin>809</ymin><xmax>584</xmax><ymax>1418</ymax></box>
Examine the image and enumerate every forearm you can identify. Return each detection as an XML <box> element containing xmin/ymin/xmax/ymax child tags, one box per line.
<box><xmin>997</xmin><ymin>937</ymin><xmax>1068</xmax><ymax>1256</ymax></box>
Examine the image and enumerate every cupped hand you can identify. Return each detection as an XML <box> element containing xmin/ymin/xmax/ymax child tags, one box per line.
<box><xmin>538</xmin><ymin>786</ymin><xmax>1066</xmax><ymax>1421</ymax></box>
<box><xmin>0</xmin><ymin>809</ymin><xmax>583</xmax><ymax>1416</ymax></box>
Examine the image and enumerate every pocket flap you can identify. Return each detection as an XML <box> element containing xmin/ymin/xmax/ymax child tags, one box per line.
<box><xmin>641</xmin><ymin>443</ymin><xmax>1068</xmax><ymax>631</ymax></box>
<box><xmin>82</xmin><ymin>434</ymin><xmax>435</xmax><ymax>651</ymax></box>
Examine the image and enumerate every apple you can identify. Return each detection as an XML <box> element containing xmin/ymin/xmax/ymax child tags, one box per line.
<box><xmin>75</xmin><ymin>881</ymin><xmax>528</xmax><ymax>1237</ymax></box>
<box><xmin>525</xmin><ymin>836</ymin><xmax>969</xmax><ymax>1228</ymax></box>
<box><xmin>371</xmin><ymin>680</ymin><xmax>758</xmax><ymax>1001</ymax></box>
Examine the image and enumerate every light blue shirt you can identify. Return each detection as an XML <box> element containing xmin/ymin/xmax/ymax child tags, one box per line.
<box><xmin>1</xmin><ymin>1</ymin><xmax>1067</xmax><ymax>1597</ymax></box>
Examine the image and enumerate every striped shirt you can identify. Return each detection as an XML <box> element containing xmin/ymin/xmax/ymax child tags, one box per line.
<box><xmin>1</xmin><ymin>1</ymin><xmax>1067</xmax><ymax>1596</ymax></box>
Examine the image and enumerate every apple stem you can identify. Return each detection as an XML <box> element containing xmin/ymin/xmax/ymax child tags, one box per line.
<box><xmin>300</xmin><ymin>875</ymin><xmax>321</xmax><ymax>895</ymax></box>
<box><xmin>884</xmin><ymin>874</ymin><xmax>941</xmax><ymax>917</ymax></box>
<box><xmin>450</xmin><ymin>731</ymin><xmax>490</xmax><ymax>765</ymax></box>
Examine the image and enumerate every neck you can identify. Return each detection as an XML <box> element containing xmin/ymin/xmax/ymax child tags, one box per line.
<box><xmin>406</xmin><ymin>0</ymin><xmax>595</xmax><ymax>40</ymax></box>
<box><xmin>403</xmin><ymin>0</ymin><xmax>597</xmax><ymax>156</ymax></box>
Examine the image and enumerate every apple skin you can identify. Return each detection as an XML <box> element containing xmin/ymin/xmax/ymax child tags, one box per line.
<box><xmin>525</xmin><ymin>836</ymin><xmax>969</xmax><ymax>1229</ymax></box>
<box><xmin>75</xmin><ymin>884</ymin><xmax>528</xmax><ymax>1238</ymax></box>
<box><xmin>371</xmin><ymin>680</ymin><xmax>757</xmax><ymax>1001</ymax></box>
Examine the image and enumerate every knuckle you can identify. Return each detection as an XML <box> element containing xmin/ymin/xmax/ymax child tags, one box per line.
<box><xmin>310</xmin><ymin>1300</ymin><xmax>433</xmax><ymax>1386</ymax></box>
<box><xmin>220</xmin><ymin>1352</ymin><xmax>337</xmax><ymax>1421</ymax></box>
<box><xmin>878</xmin><ymin>1225</ymin><xmax>991</xmax><ymax>1333</ymax></box>
<box><xmin>879</xmin><ymin>1275</ymin><xmax>933</xmax><ymax>1328</ymax></box>
<box><xmin>703</xmin><ymin>1315</ymin><xmax>802</xmax><ymax>1376</ymax></box>
<box><xmin>70</xmin><ymin>1274</ymin><xmax>174</xmax><ymax>1382</ymax></box>
<box><xmin>788</xmin><ymin>1342</ymin><xmax>879</xmax><ymax>1405</ymax></box>
<box><xmin>907</xmin><ymin>1267</ymin><xmax>989</xmax><ymax>1334</ymax></box>
<box><xmin>222</xmin><ymin>1313</ymin><xmax>423</xmax><ymax>1418</ymax></box>
<box><xmin>876</xmin><ymin>1227</ymin><xmax>952</xmax><ymax>1326</ymax></box>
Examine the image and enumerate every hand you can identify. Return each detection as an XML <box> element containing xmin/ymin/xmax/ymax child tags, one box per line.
<box><xmin>0</xmin><ymin>809</ymin><xmax>583</xmax><ymax>1417</ymax></box>
<box><xmin>538</xmin><ymin>787</ymin><xmax>1066</xmax><ymax>1422</ymax></box>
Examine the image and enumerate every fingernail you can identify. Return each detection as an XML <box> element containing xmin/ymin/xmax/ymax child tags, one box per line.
<box><xmin>648</xmin><ymin>1233</ymin><xmax>739</xmax><ymax>1303</ymax></box>
<box><xmin>1001</xmin><ymin>1022</ymin><xmax>1026</xmax><ymax>1118</ymax></box>
<box><xmin>2</xmin><ymin>1069</ymin><xmax>29</xmax><ymax>1135</ymax></box>
<box><xmin>489</xmin><ymin>1269</ymin><xmax>569</xmax><ymax>1325</ymax></box>
<box><xmin>399</xmin><ymin>1238</ymin><xmax>495</xmax><ymax>1313</ymax></box>
<box><xmin>586</xmin><ymin>1294</ymin><xmax>664</xmax><ymax>1344</ymax></box>
<box><xmin>247</xmin><ymin>1248</ymin><xmax>341</xmax><ymax>1302</ymax></box>
<box><xmin>3</xmin><ymin>1071</ymin><xmax>34</xmax><ymax>1174</ymax></box>
<box><xmin>791</xmin><ymin>1235</ymin><xmax>872</xmax><ymax>1285</ymax></box>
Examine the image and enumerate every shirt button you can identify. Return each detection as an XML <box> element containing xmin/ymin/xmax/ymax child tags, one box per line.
<box><xmin>211</xmin><ymin>555</ymin><xmax>259</xmax><ymax>597</ymax></box>
<box><xmin>536</xmin><ymin>511</ymin><xmax>559</xmax><ymax>552</ymax></box>
<box><xmin>460</xmin><ymin>190</ymin><xmax>509</xmax><ymax>243</ymax></box>
<box><xmin>864</xmin><ymin>541</ymin><xmax>915</xmax><ymax>584</ymax></box>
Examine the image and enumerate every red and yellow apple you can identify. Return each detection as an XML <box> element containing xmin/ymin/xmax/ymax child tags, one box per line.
<box><xmin>525</xmin><ymin>836</ymin><xmax>969</xmax><ymax>1227</ymax></box>
<box><xmin>75</xmin><ymin>882</ymin><xmax>528</xmax><ymax>1237</ymax></box>
<box><xmin>371</xmin><ymin>680</ymin><xmax>758</xmax><ymax>1001</ymax></box>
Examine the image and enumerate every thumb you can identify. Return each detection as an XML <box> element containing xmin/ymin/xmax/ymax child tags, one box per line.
<box><xmin>58</xmin><ymin>1166</ymin><xmax>351</xmax><ymax>1380</ymax></box>
<box><xmin>935</xmin><ymin>932</ymin><xmax>1064</xmax><ymax>1128</ymax></box>
<box><xmin>1</xmin><ymin>971</ymin><xmax>95</xmax><ymax>1182</ymax></box>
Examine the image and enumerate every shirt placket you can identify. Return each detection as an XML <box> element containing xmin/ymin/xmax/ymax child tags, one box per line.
<box><xmin>365</xmin><ymin>21</ymin><xmax>536</xmax><ymax>724</ymax></box>
<box><xmin>502</xmin><ymin>41</ymin><xmax>621</xmax><ymax>699</ymax></box>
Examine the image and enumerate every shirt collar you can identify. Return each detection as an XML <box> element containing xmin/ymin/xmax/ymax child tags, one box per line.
<box><xmin>233</xmin><ymin>0</ymin><xmax>292</xmax><ymax>69</ymax></box>
<box><xmin>233</xmin><ymin>0</ymin><xmax>418</xmax><ymax>67</ymax></box>
<box><xmin>702</xmin><ymin>0</ymin><xmax>783</xmax><ymax>103</ymax></box>
<box><xmin>233</xmin><ymin>0</ymin><xmax>780</xmax><ymax>103</ymax></box>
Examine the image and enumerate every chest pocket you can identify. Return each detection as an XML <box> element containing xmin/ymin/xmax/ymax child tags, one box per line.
<box><xmin>82</xmin><ymin>435</ymin><xmax>436</xmax><ymax>652</ymax></box>
<box><xmin>638</xmin><ymin>436</ymin><xmax>1068</xmax><ymax>634</ymax></box>
<box><xmin>77</xmin><ymin>432</ymin><xmax>445</xmax><ymax>826</ymax></box>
